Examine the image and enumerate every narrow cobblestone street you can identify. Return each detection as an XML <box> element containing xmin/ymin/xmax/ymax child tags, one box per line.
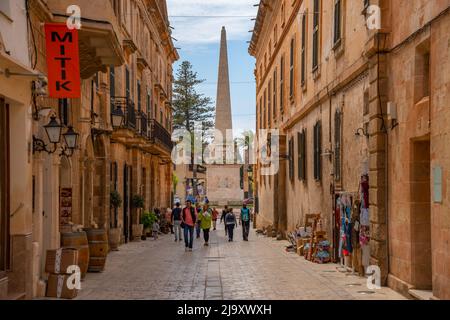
<box><xmin>76</xmin><ymin>223</ymin><xmax>405</xmax><ymax>300</ymax></box>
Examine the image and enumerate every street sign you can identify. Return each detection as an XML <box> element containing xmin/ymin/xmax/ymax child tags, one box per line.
<box><xmin>45</xmin><ymin>23</ymin><xmax>81</xmax><ymax>98</ymax></box>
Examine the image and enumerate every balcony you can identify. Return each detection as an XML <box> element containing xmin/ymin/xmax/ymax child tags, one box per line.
<box><xmin>46</xmin><ymin>0</ymin><xmax>124</xmax><ymax>79</ymax></box>
<box><xmin>137</xmin><ymin>111</ymin><xmax>148</xmax><ymax>138</ymax></box>
<box><xmin>149</xmin><ymin>119</ymin><xmax>173</xmax><ymax>153</ymax></box>
<box><xmin>111</xmin><ymin>97</ymin><xmax>136</xmax><ymax>130</ymax></box>
<box><xmin>154</xmin><ymin>83</ymin><xmax>168</xmax><ymax>101</ymax></box>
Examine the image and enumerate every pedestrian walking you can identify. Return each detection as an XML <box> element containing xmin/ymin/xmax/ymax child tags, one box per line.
<box><xmin>152</xmin><ymin>220</ymin><xmax>160</xmax><ymax>240</ymax></box>
<box><xmin>212</xmin><ymin>208</ymin><xmax>219</xmax><ymax>231</ymax></box>
<box><xmin>172</xmin><ymin>202</ymin><xmax>183</xmax><ymax>242</ymax></box>
<box><xmin>198</xmin><ymin>204</ymin><xmax>212</xmax><ymax>246</ymax></box>
<box><xmin>204</xmin><ymin>196</ymin><xmax>210</xmax><ymax>204</ymax></box>
<box><xmin>241</xmin><ymin>204</ymin><xmax>251</xmax><ymax>241</ymax></box>
<box><xmin>166</xmin><ymin>207</ymin><xmax>173</xmax><ymax>234</ymax></box>
<box><xmin>221</xmin><ymin>206</ymin><xmax>229</xmax><ymax>236</ymax></box>
<box><xmin>181</xmin><ymin>200</ymin><xmax>197</xmax><ymax>252</ymax></box>
<box><xmin>225</xmin><ymin>209</ymin><xmax>237</xmax><ymax>242</ymax></box>
<box><xmin>195</xmin><ymin>203</ymin><xmax>202</xmax><ymax>239</ymax></box>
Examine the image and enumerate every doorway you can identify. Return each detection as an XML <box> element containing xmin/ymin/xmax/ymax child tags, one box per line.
<box><xmin>123</xmin><ymin>164</ymin><xmax>129</xmax><ymax>243</ymax></box>
<box><xmin>0</xmin><ymin>99</ymin><xmax>10</xmax><ymax>275</ymax></box>
<box><xmin>410</xmin><ymin>139</ymin><xmax>432</xmax><ymax>290</ymax></box>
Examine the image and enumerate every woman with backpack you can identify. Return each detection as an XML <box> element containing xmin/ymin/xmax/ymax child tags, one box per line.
<box><xmin>225</xmin><ymin>209</ymin><xmax>237</xmax><ymax>242</ymax></box>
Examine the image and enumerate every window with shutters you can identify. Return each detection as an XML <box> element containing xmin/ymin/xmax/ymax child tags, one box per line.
<box><xmin>363</xmin><ymin>90</ymin><xmax>369</xmax><ymax>116</ymax></box>
<box><xmin>289</xmin><ymin>38</ymin><xmax>295</xmax><ymax>98</ymax></box>
<box><xmin>147</xmin><ymin>92</ymin><xmax>151</xmax><ymax>117</ymax></box>
<box><xmin>110</xmin><ymin>162</ymin><xmax>119</xmax><ymax>228</ymax></box>
<box><xmin>298</xmin><ymin>129</ymin><xmax>307</xmax><ymax>181</ymax></box>
<box><xmin>334</xmin><ymin>110</ymin><xmax>342</xmax><ymax>182</ymax></box>
<box><xmin>301</xmin><ymin>13</ymin><xmax>307</xmax><ymax>87</ymax></box>
<box><xmin>280</xmin><ymin>56</ymin><xmax>285</xmax><ymax>114</ymax></box>
<box><xmin>333</xmin><ymin>0</ymin><xmax>342</xmax><ymax>46</ymax></box>
<box><xmin>289</xmin><ymin>137</ymin><xmax>294</xmax><ymax>181</ymax></box>
<box><xmin>137</xmin><ymin>80</ymin><xmax>142</xmax><ymax>111</ymax></box>
<box><xmin>125</xmin><ymin>67</ymin><xmax>131</xmax><ymax>100</ymax></box>
<box><xmin>110</xmin><ymin>66</ymin><xmax>115</xmax><ymax>109</ymax></box>
<box><xmin>259</xmin><ymin>97</ymin><xmax>263</xmax><ymax>129</ymax></box>
<box><xmin>263</xmin><ymin>89</ymin><xmax>267</xmax><ymax>128</ymax></box>
<box><xmin>273</xmin><ymin>69</ymin><xmax>277</xmax><ymax>119</ymax></box>
<box><xmin>312</xmin><ymin>0</ymin><xmax>320</xmax><ymax>71</ymax></box>
<box><xmin>313</xmin><ymin>121</ymin><xmax>322</xmax><ymax>181</ymax></box>
<box><xmin>268</xmin><ymin>79</ymin><xmax>272</xmax><ymax>125</ymax></box>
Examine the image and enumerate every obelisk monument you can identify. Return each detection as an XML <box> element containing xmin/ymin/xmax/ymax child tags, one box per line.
<box><xmin>206</xmin><ymin>27</ymin><xmax>244</xmax><ymax>206</ymax></box>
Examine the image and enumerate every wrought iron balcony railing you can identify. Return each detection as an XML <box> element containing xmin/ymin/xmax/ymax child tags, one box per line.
<box><xmin>137</xmin><ymin>111</ymin><xmax>148</xmax><ymax>137</ymax></box>
<box><xmin>149</xmin><ymin>119</ymin><xmax>173</xmax><ymax>152</ymax></box>
<box><xmin>111</xmin><ymin>96</ymin><xmax>136</xmax><ymax>130</ymax></box>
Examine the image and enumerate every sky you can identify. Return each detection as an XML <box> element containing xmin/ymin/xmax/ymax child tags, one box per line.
<box><xmin>167</xmin><ymin>0</ymin><xmax>258</xmax><ymax>135</ymax></box>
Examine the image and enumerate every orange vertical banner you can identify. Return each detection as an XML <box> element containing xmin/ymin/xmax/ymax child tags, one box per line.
<box><xmin>45</xmin><ymin>23</ymin><xmax>81</xmax><ymax>98</ymax></box>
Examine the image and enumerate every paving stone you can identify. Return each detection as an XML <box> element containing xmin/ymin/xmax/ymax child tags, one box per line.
<box><xmin>74</xmin><ymin>223</ymin><xmax>406</xmax><ymax>300</ymax></box>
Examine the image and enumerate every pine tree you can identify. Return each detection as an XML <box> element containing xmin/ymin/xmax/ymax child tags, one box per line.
<box><xmin>172</xmin><ymin>61</ymin><xmax>214</xmax><ymax>197</ymax></box>
<box><xmin>172</xmin><ymin>61</ymin><xmax>214</xmax><ymax>132</ymax></box>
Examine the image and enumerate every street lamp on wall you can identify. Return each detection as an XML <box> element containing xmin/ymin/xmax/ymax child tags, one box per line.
<box><xmin>111</xmin><ymin>106</ymin><xmax>125</xmax><ymax>129</ymax></box>
<box><xmin>61</xmin><ymin>126</ymin><xmax>80</xmax><ymax>157</ymax></box>
<box><xmin>33</xmin><ymin>116</ymin><xmax>79</xmax><ymax>157</ymax></box>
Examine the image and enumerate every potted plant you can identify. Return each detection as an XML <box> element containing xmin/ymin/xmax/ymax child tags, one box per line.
<box><xmin>110</xmin><ymin>190</ymin><xmax>122</xmax><ymax>209</ymax></box>
<box><xmin>141</xmin><ymin>211</ymin><xmax>157</xmax><ymax>238</ymax></box>
<box><xmin>109</xmin><ymin>190</ymin><xmax>122</xmax><ymax>250</ymax></box>
<box><xmin>132</xmin><ymin>194</ymin><xmax>145</xmax><ymax>209</ymax></box>
<box><xmin>131</xmin><ymin>195</ymin><xmax>145</xmax><ymax>241</ymax></box>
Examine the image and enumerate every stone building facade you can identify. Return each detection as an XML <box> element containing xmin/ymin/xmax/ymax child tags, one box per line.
<box><xmin>250</xmin><ymin>0</ymin><xmax>450</xmax><ymax>299</ymax></box>
<box><xmin>0</xmin><ymin>0</ymin><xmax>177</xmax><ymax>299</ymax></box>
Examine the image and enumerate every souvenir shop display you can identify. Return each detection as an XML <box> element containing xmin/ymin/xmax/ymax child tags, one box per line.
<box><xmin>313</xmin><ymin>240</ymin><xmax>331</xmax><ymax>264</ymax></box>
<box><xmin>334</xmin><ymin>174</ymin><xmax>371</xmax><ymax>275</ymax></box>
<box><xmin>286</xmin><ymin>214</ymin><xmax>331</xmax><ymax>264</ymax></box>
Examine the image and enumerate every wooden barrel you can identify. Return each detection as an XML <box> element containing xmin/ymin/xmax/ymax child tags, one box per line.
<box><xmin>84</xmin><ymin>229</ymin><xmax>108</xmax><ymax>272</ymax></box>
<box><xmin>61</xmin><ymin>232</ymin><xmax>90</xmax><ymax>279</ymax></box>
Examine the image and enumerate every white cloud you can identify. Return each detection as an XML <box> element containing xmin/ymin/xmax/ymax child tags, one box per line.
<box><xmin>167</xmin><ymin>0</ymin><xmax>258</xmax><ymax>46</ymax></box>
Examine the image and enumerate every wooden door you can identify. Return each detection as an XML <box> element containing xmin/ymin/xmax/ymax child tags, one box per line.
<box><xmin>0</xmin><ymin>99</ymin><xmax>10</xmax><ymax>274</ymax></box>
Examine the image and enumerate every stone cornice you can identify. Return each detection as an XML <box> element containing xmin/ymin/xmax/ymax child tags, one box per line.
<box><xmin>146</xmin><ymin>0</ymin><xmax>179</xmax><ymax>62</ymax></box>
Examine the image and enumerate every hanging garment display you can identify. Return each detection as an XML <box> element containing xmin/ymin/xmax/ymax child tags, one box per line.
<box><xmin>360</xmin><ymin>175</ymin><xmax>369</xmax><ymax>209</ymax></box>
<box><xmin>360</xmin><ymin>208</ymin><xmax>370</xmax><ymax>226</ymax></box>
<box><xmin>362</xmin><ymin>244</ymin><xmax>371</xmax><ymax>267</ymax></box>
<box><xmin>359</xmin><ymin>225</ymin><xmax>370</xmax><ymax>246</ymax></box>
<box><xmin>343</xmin><ymin>220</ymin><xmax>353</xmax><ymax>256</ymax></box>
<box><xmin>351</xmin><ymin>200</ymin><xmax>361</xmax><ymax>250</ymax></box>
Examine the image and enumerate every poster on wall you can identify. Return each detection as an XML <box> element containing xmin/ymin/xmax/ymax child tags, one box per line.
<box><xmin>60</xmin><ymin>188</ymin><xmax>73</xmax><ymax>226</ymax></box>
<box><xmin>45</xmin><ymin>23</ymin><xmax>81</xmax><ymax>98</ymax></box>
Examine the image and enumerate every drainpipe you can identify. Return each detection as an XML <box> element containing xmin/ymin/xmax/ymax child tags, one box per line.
<box><xmin>327</xmin><ymin>86</ymin><xmax>336</xmax><ymax>261</ymax></box>
<box><xmin>377</xmin><ymin>32</ymin><xmax>390</xmax><ymax>283</ymax></box>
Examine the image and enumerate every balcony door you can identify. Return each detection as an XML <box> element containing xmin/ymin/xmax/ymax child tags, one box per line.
<box><xmin>0</xmin><ymin>99</ymin><xmax>10</xmax><ymax>275</ymax></box>
<box><xmin>125</xmin><ymin>67</ymin><xmax>131</xmax><ymax>100</ymax></box>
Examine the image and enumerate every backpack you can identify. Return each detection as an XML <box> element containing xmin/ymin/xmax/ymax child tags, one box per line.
<box><xmin>241</xmin><ymin>208</ymin><xmax>250</xmax><ymax>222</ymax></box>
